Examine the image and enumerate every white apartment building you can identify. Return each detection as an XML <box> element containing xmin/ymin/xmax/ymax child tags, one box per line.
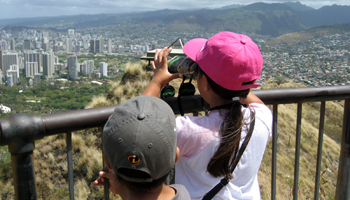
<box><xmin>26</xmin><ymin>62</ymin><xmax>39</xmax><ymax>78</ymax></box>
<box><xmin>99</xmin><ymin>62</ymin><xmax>107</xmax><ymax>77</ymax></box>
<box><xmin>24</xmin><ymin>52</ymin><xmax>41</xmax><ymax>73</ymax></box>
<box><xmin>42</xmin><ymin>52</ymin><xmax>54</xmax><ymax>78</ymax></box>
<box><xmin>84</xmin><ymin>60</ymin><xmax>94</xmax><ymax>75</ymax></box>
<box><xmin>2</xmin><ymin>53</ymin><xmax>18</xmax><ymax>74</ymax></box>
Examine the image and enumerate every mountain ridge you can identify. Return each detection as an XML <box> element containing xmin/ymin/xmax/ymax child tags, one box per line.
<box><xmin>1</xmin><ymin>2</ymin><xmax>349</xmax><ymax>37</ymax></box>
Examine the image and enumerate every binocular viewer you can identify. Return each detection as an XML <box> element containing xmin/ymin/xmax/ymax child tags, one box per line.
<box><xmin>167</xmin><ymin>56</ymin><xmax>198</xmax><ymax>75</ymax></box>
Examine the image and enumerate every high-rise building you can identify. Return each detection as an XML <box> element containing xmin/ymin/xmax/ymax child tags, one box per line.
<box><xmin>89</xmin><ymin>39</ymin><xmax>95</xmax><ymax>53</ymax></box>
<box><xmin>42</xmin><ymin>52</ymin><xmax>54</xmax><ymax>78</ymax></box>
<box><xmin>75</xmin><ymin>41</ymin><xmax>80</xmax><ymax>53</ymax></box>
<box><xmin>0</xmin><ymin>40</ymin><xmax>7</xmax><ymax>50</ymax></box>
<box><xmin>89</xmin><ymin>38</ymin><xmax>103</xmax><ymax>53</ymax></box>
<box><xmin>2</xmin><ymin>53</ymin><xmax>18</xmax><ymax>74</ymax></box>
<box><xmin>34</xmin><ymin>41</ymin><xmax>40</xmax><ymax>49</ymax></box>
<box><xmin>0</xmin><ymin>69</ymin><xmax>3</xmax><ymax>85</ymax></box>
<box><xmin>23</xmin><ymin>39</ymin><xmax>31</xmax><ymax>50</ymax></box>
<box><xmin>24</xmin><ymin>52</ymin><xmax>41</xmax><ymax>73</ymax></box>
<box><xmin>95</xmin><ymin>39</ymin><xmax>103</xmax><ymax>53</ymax></box>
<box><xmin>66</xmin><ymin>38</ymin><xmax>73</xmax><ymax>52</ymax></box>
<box><xmin>0</xmin><ymin>49</ymin><xmax>3</xmax><ymax>73</ymax></box>
<box><xmin>10</xmin><ymin>39</ymin><xmax>15</xmax><ymax>51</ymax></box>
<box><xmin>43</xmin><ymin>43</ymin><xmax>49</xmax><ymax>52</ymax></box>
<box><xmin>108</xmin><ymin>39</ymin><xmax>112</xmax><ymax>53</ymax></box>
<box><xmin>83</xmin><ymin>60</ymin><xmax>94</xmax><ymax>75</ymax></box>
<box><xmin>99</xmin><ymin>62</ymin><xmax>107</xmax><ymax>77</ymax></box>
<box><xmin>42</xmin><ymin>37</ymin><xmax>49</xmax><ymax>51</ymax></box>
<box><xmin>26</xmin><ymin>62</ymin><xmax>38</xmax><ymax>78</ymax></box>
<box><xmin>68</xmin><ymin>56</ymin><xmax>78</xmax><ymax>80</ymax></box>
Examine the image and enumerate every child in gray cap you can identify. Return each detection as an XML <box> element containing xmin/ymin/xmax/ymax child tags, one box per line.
<box><xmin>93</xmin><ymin>95</ymin><xmax>190</xmax><ymax>200</ymax></box>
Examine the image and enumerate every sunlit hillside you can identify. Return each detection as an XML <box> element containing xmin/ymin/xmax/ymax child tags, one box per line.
<box><xmin>0</xmin><ymin>62</ymin><xmax>344</xmax><ymax>200</ymax></box>
<box><xmin>259</xmin><ymin>81</ymin><xmax>342</xmax><ymax>199</ymax></box>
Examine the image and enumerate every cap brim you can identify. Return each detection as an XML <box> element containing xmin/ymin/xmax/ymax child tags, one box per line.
<box><xmin>183</xmin><ymin>38</ymin><xmax>207</xmax><ymax>62</ymax></box>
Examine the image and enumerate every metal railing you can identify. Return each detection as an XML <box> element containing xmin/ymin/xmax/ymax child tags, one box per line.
<box><xmin>1</xmin><ymin>85</ymin><xmax>350</xmax><ymax>200</ymax></box>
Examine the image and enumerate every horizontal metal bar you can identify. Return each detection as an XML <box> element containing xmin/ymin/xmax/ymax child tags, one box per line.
<box><xmin>1</xmin><ymin>85</ymin><xmax>350</xmax><ymax>143</ymax></box>
<box><xmin>252</xmin><ymin>85</ymin><xmax>350</xmax><ymax>105</ymax></box>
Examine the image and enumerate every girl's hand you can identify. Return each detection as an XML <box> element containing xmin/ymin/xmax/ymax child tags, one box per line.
<box><xmin>151</xmin><ymin>47</ymin><xmax>182</xmax><ymax>88</ymax></box>
<box><xmin>142</xmin><ymin>47</ymin><xmax>182</xmax><ymax>97</ymax></box>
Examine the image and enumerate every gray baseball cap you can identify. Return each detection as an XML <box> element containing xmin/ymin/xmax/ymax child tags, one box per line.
<box><xmin>103</xmin><ymin>95</ymin><xmax>177</xmax><ymax>182</ymax></box>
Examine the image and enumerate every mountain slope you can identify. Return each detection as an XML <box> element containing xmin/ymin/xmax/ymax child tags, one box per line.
<box><xmin>1</xmin><ymin>3</ymin><xmax>350</xmax><ymax>37</ymax></box>
<box><xmin>283</xmin><ymin>1</ymin><xmax>315</xmax><ymax>11</ymax></box>
<box><xmin>266</xmin><ymin>22</ymin><xmax>350</xmax><ymax>46</ymax></box>
<box><xmin>298</xmin><ymin>5</ymin><xmax>350</xmax><ymax>27</ymax></box>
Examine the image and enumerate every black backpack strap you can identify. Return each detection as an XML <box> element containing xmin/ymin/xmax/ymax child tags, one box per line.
<box><xmin>202</xmin><ymin>177</ymin><xmax>230</xmax><ymax>200</ymax></box>
<box><xmin>202</xmin><ymin>112</ymin><xmax>256</xmax><ymax>200</ymax></box>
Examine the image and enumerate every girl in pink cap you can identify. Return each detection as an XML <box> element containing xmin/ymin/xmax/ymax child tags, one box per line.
<box><xmin>143</xmin><ymin>31</ymin><xmax>272</xmax><ymax>200</ymax></box>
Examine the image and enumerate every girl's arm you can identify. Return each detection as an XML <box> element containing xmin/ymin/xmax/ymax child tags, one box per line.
<box><xmin>142</xmin><ymin>47</ymin><xmax>182</xmax><ymax>97</ymax></box>
<box><xmin>241</xmin><ymin>92</ymin><xmax>264</xmax><ymax>105</ymax></box>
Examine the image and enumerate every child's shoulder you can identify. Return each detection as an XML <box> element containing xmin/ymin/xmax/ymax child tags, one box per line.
<box><xmin>169</xmin><ymin>184</ymin><xmax>191</xmax><ymax>200</ymax></box>
<box><xmin>176</xmin><ymin>113</ymin><xmax>221</xmax><ymax>132</ymax></box>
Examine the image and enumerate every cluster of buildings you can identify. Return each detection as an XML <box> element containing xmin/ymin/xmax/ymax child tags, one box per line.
<box><xmin>0</xmin><ymin>26</ymin><xmax>349</xmax><ymax>88</ymax></box>
<box><xmin>260</xmin><ymin>33</ymin><xmax>350</xmax><ymax>86</ymax></box>
<box><xmin>0</xmin><ymin>29</ymin><xmax>112</xmax><ymax>86</ymax></box>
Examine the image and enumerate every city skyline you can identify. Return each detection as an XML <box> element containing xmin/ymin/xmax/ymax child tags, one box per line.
<box><xmin>0</xmin><ymin>0</ymin><xmax>350</xmax><ymax>20</ymax></box>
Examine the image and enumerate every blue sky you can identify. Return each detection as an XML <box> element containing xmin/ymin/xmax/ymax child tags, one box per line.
<box><xmin>0</xmin><ymin>0</ymin><xmax>349</xmax><ymax>19</ymax></box>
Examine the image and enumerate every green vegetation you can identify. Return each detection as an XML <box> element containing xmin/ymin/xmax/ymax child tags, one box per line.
<box><xmin>0</xmin><ymin>81</ymin><xmax>111</xmax><ymax>117</ymax></box>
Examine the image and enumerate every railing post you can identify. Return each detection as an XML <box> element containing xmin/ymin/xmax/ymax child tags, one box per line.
<box><xmin>314</xmin><ymin>101</ymin><xmax>325</xmax><ymax>199</ymax></box>
<box><xmin>0</xmin><ymin>113</ymin><xmax>45</xmax><ymax>200</ymax></box>
<box><xmin>293</xmin><ymin>103</ymin><xmax>302</xmax><ymax>200</ymax></box>
<box><xmin>11</xmin><ymin>151</ymin><xmax>37</xmax><ymax>200</ymax></box>
<box><xmin>100</xmin><ymin>126</ymin><xmax>110</xmax><ymax>200</ymax></box>
<box><xmin>335</xmin><ymin>99</ymin><xmax>350</xmax><ymax>200</ymax></box>
<box><xmin>271</xmin><ymin>104</ymin><xmax>278</xmax><ymax>200</ymax></box>
<box><xmin>66</xmin><ymin>132</ymin><xmax>74</xmax><ymax>200</ymax></box>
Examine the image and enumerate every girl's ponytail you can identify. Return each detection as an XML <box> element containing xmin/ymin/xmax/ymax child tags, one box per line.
<box><xmin>198</xmin><ymin>67</ymin><xmax>250</xmax><ymax>178</ymax></box>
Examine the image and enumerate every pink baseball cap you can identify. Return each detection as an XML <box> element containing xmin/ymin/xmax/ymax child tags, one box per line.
<box><xmin>183</xmin><ymin>31</ymin><xmax>263</xmax><ymax>91</ymax></box>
